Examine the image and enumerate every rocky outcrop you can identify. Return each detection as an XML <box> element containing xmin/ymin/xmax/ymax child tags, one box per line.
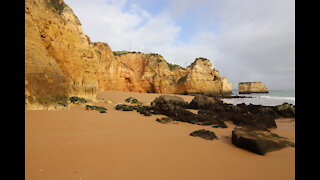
<box><xmin>188</xmin><ymin>94</ymin><xmax>219</xmax><ymax>109</ymax></box>
<box><xmin>25</xmin><ymin>0</ymin><xmax>232</xmax><ymax>109</ymax></box>
<box><xmin>26</xmin><ymin>0</ymin><xmax>100</xmax><ymax>108</ymax></box>
<box><xmin>273</xmin><ymin>103</ymin><xmax>295</xmax><ymax>117</ymax></box>
<box><xmin>111</xmin><ymin>54</ymin><xmax>233</xmax><ymax>95</ymax></box>
<box><xmin>151</xmin><ymin>95</ymin><xmax>227</xmax><ymax>127</ymax></box>
<box><xmin>178</xmin><ymin>58</ymin><xmax>232</xmax><ymax>95</ymax></box>
<box><xmin>197</xmin><ymin>102</ymin><xmax>278</xmax><ymax>130</ymax></box>
<box><xmin>190</xmin><ymin>129</ymin><xmax>218</xmax><ymax>140</ymax></box>
<box><xmin>232</xmin><ymin>126</ymin><xmax>295</xmax><ymax>155</ymax></box>
<box><xmin>188</xmin><ymin>95</ymin><xmax>294</xmax><ymax>130</ymax></box>
<box><xmin>238</xmin><ymin>82</ymin><xmax>269</xmax><ymax>94</ymax></box>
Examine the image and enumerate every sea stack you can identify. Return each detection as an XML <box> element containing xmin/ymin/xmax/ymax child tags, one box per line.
<box><xmin>238</xmin><ymin>82</ymin><xmax>269</xmax><ymax>94</ymax></box>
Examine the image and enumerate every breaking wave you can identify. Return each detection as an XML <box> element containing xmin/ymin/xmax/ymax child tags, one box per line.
<box><xmin>259</xmin><ymin>96</ymin><xmax>295</xmax><ymax>101</ymax></box>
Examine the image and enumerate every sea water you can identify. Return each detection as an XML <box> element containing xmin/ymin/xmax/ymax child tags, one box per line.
<box><xmin>223</xmin><ymin>90</ymin><xmax>295</xmax><ymax>106</ymax></box>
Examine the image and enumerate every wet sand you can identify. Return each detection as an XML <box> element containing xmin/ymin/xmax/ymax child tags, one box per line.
<box><xmin>26</xmin><ymin>91</ymin><xmax>295</xmax><ymax>180</ymax></box>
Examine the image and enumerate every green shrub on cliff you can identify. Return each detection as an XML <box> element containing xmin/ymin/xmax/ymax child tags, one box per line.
<box><xmin>113</xmin><ymin>51</ymin><xmax>129</xmax><ymax>56</ymax></box>
<box><xmin>46</xmin><ymin>0</ymin><xmax>66</xmax><ymax>14</ymax></box>
<box><xmin>167</xmin><ymin>63</ymin><xmax>183</xmax><ymax>70</ymax></box>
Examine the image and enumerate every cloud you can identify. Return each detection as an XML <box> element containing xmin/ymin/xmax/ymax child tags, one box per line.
<box><xmin>64</xmin><ymin>0</ymin><xmax>294</xmax><ymax>90</ymax></box>
<box><xmin>64</xmin><ymin>0</ymin><xmax>180</xmax><ymax>52</ymax></box>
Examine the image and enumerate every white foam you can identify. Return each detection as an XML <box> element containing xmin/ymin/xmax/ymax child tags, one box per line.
<box><xmin>259</xmin><ymin>96</ymin><xmax>295</xmax><ymax>101</ymax></box>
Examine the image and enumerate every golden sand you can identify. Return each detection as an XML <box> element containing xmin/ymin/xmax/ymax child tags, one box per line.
<box><xmin>26</xmin><ymin>91</ymin><xmax>295</xmax><ymax>180</ymax></box>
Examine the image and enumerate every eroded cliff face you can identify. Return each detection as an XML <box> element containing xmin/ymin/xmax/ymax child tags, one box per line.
<box><xmin>26</xmin><ymin>0</ymin><xmax>100</xmax><ymax>108</ymax></box>
<box><xmin>100</xmin><ymin>53</ymin><xmax>233</xmax><ymax>95</ymax></box>
<box><xmin>25</xmin><ymin>0</ymin><xmax>232</xmax><ymax>109</ymax></box>
<box><xmin>238</xmin><ymin>82</ymin><xmax>269</xmax><ymax>94</ymax></box>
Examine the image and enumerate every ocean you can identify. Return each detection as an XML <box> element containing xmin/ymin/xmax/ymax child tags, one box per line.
<box><xmin>223</xmin><ymin>90</ymin><xmax>295</xmax><ymax>106</ymax></box>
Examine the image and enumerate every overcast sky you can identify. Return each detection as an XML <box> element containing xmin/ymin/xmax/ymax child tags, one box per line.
<box><xmin>64</xmin><ymin>0</ymin><xmax>295</xmax><ymax>90</ymax></box>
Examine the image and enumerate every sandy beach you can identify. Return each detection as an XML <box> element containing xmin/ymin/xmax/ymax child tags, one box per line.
<box><xmin>26</xmin><ymin>91</ymin><xmax>295</xmax><ymax>180</ymax></box>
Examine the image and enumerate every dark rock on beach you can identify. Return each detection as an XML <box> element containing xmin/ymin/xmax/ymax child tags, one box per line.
<box><xmin>156</xmin><ymin>117</ymin><xmax>173</xmax><ymax>124</ymax></box>
<box><xmin>69</xmin><ymin>96</ymin><xmax>88</xmax><ymax>104</ymax></box>
<box><xmin>124</xmin><ymin>97</ymin><xmax>139</xmax><ymax>104</ymax></box>
<box><xmin>85</xmin><ymin>105</ymin><xmax>107</xmax><ymax>113</ymax></box>
<box><xmin>151</xmin><ymin>95</ymin><xmax>227</xmax><ymax>127</ymax></box>
<box><xmin>190</xmin><ymin>129</ymin><xmax>218</xmax><ymax>140</ymax></box>
<box><xmin>151</xmin><ymin>95</ymin><xmax>189</xmax><ymax>108</ymax></box>
<box><xmin>116</xmin><ymin>95</ymin><xmax>295</xmax><ymax>130</ymax></box>
<box><xmin>188</xmin><ymin>94</ymin><xmax>220</xmax><ymax>109</ymax></box>
<box><xmin>191</xmin><ymin>95</ymin><xmax>282</xmax><ymax>129</ymax></box>
<box><xmin>115</xmin><ymin>104</ymin><xmax>134</xmax><ymax>111</ymax></box>
<box><xmin>115</xmin><ymin>104</ymin><xmax>153</xmax><ymax>116</ymax></box>
<box><xmin>231</xmin><ymin>126</ymin><xmax>295</xmax><ymax>155</ymax></box>
<box><xmin>273</xmin><ymin>103</ymin><xmax>295</xmax><ymax>117</ymax></box>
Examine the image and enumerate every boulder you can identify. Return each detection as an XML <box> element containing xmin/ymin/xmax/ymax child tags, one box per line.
<box><xmin>151</xmin><ymin>95</ymin><xmax>188</xmax><ymax>108</ymax></box>
<box><xmin>85</xmin><ymin>105</ymin><xmax>107</xmax><ymax>113</ymax></box>
<box><xmin>232</xmin><ymin>126</ymin><xmax>295</xmax><ymax>155</ymax></box>
<box><xmin>124</xmin><ymin>97</ymin><xmax>139</xmax><ymax>104</ymax></box>
<box><xmin>273</xmin><ymin>103</ymin><xmax>295</xmax><ymax>117</ymax></box>
<box><xmin>188</xmin><ymin>94</ymin><xmax>220</xmax><ymax>109</ymax></box>
<box><xmin>156</xmin><ymin>117</ymin><xmax>173</xmax><ymax>124</ymax></box>
<box><xmin>115</xmin><ymin>104</ymin><xmax>134</xmax><ymax>111</ymax></box>
<box><xmin>190</xmin><ymin>129</ymin><xmax>218</xmax><ymax>140</ymax></box>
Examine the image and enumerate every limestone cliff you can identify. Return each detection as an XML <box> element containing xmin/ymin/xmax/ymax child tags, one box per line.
<box><xmin>25</xmin><ymin>0</ymin><xmax>232</xmax><ymax>109</ymax></box>
<box><xmin>238</xmin><ymin>82</ymin><xmax>269</xmax><ymax>94</ymax></box>
<box><xmin>102</xmin><ymin>53</ymin><xmax>233</xmax><ymax>95</ymax></box>
<box><xmin>26</xmin><ymin>0</ymin><xmax>99</xmax><ymax>108</ymax></box>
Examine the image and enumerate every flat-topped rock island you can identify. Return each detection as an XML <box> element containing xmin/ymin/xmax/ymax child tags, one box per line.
<box><xmin>238</xmin><ymin>82</ymin><xmax>269</xmax><ymax>94</ymax></box>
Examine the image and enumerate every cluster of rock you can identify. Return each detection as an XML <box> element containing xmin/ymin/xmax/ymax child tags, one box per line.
<box><xmin>129</xmin><ymin>95</ymin><xmax>294</xmax><ymax>155</ymax></box>
<box><xmin>115</xmin><ymin>104</ymin><xmax>152</xmax><ymax>116</ymax></box>
<box><xmin>25</xmin><ymin>0</ymin><xmax>232</xmax><ymax>109</ymax></box>
<box><xmin>151</xmin><ymin>96</ymin><xmax>227</xmax><ymax>127</ymax></box>
<box><xmin>238</xmin><ymin>82</ymin><xmax>269</xmax><ymax>94</ymax></box>
<box><xmin>151</xmin><ymin>95</ymin><xmax>294</xmax><ymax>129</ymax></box>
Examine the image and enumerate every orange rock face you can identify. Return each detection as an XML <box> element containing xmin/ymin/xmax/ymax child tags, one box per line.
<box><xmin>238</xmin><ymin>82</ymin><xmax>269</xmax><ymax>94</ymax></box>
<box><xmin>25</xmin><ymin>0</ymin><xmax>232</xmax><ymax>109</ymax></box>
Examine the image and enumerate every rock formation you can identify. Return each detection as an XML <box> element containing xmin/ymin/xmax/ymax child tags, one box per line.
<box><xmin>190</xmin><ymin>129</ymin><xmax>218</xmax><ymax>140</ymax></box>
<box><xmin>25</xmin><ymin>0</ymin><xmax>232</xmax><ymax>109</ymax></box>
<box><xmin>232</xmin><ymin>126</ymin><xmax>295</xmax><ymax>155</ymax></box>
<box><xmin>26</xmin><ymin>0</ymin><xmax>100</xmax><ymax>109</ymax></box>
<box><xmin>151</xmin><ymin>95</ymin><xmax>227</xmax><ymax>127</ymax></box>
<box><xmin>238</xmin><ymin>82</ymin><xmax>269</xmax><ymax>94</ymax></box>
<box><xmin>187</xmin><ymin>95</ymin><xmax>295</xmax><ymax>129</ymax></box>
<box><xmin>110</xmin><ymin>53</ymin><xmax>232</xmax><ymax>95</ymax></box>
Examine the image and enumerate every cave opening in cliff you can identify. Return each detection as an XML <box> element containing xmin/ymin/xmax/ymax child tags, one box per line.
<box><xmin>125</xmin><ymin>78</ymin><xmax>131</xmax><ymax>83</ymax></box>
<box><xmin>125</xmin><ymin>78</ymin><xmax>132</xmax><ymax>91</ymax></box>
